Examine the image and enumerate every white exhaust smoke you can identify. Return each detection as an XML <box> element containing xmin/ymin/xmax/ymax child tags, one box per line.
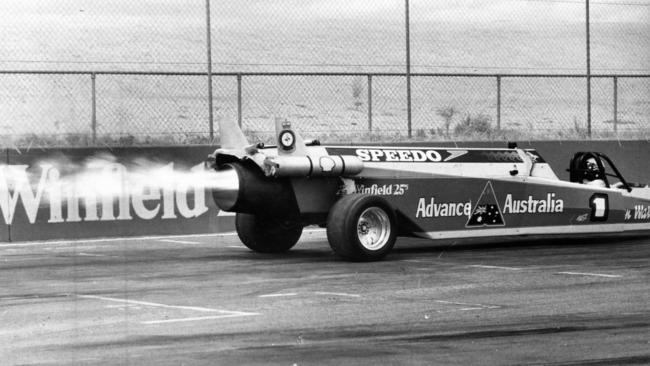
<box><xmin>0</xmin><ymin>153</ymin><xmax>228</xmax><ymax>225</ymax></box>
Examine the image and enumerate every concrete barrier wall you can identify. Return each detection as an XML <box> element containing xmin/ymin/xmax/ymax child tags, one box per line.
<box><xmin>0</xmin><ymin>141</ymin><xmax>647</xmax><ymax>242</ymax></box>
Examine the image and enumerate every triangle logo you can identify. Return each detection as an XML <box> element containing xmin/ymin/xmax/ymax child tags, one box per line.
<box><xmin>466</xmin><ymin>181</ymin><xmax>506</xmax><ymax>227</ymax></box>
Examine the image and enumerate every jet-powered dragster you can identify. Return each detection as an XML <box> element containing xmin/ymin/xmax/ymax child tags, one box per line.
<box><xmin>205</xmin><ymin>117</ymin><xmax>650</xmax><ymax>261</ymax></box>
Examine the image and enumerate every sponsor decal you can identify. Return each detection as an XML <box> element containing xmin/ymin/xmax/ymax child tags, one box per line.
<box><xmin>634</xmin><ymin>205</ymin><xmax>650</xmax><ymax>220</ymax></box>
<box><xmin>355</xmin><ymin>148</ymin><xmax>451</xmax><ymax>162</ymax></box>
<box><xmin>502</xmin><ymin>193</ymin><xmax>564</xmax><ymax>214</ymax></box>
<box><xmin>357</xmin><ymin>183</ymin><xmax>408</xmax><ymax>196</ymax></box>
<box><xmin>466</xmin><ymin>181</ymin><xmax>505</xmax><ymax>227</ymax></box>
<box><xmin>414</xmin><ymin>181</ymin><xmax>565</xmax><ymax>227</ymax></box>
<box><xmin>479</xmin><ymin>151</ymin><xmax>523</xmax><ymax>163</ymax></box>
<box><xmin>279</xmin><ymin>130</ymin><xmax>296</xmax><ymax>151</ymax></box>
<box><xmin>326</xmin><ymin>147</ymin><xmax>534</xmax><ymax>164</ymax></box>
<box><xmin>627</xmin><ymin>204</ymin><xmax>650</xmax><ymax>220</ymax></box>
<box><xmin>416</xmin><ymin>198</ymin><xmax>472</xmax><ymax>218</ymax></box>
<box><xmin>0</xmin><ymin>163</ymin><xmax>208</xmax><ymax>225</ymax></box>
<box><xmin>319</xmin><ymin>156</ymin><xmax>336</xmax><ymax>172</ymax></box>
<box><xmin>575</xmin><ymin>213</ymin><xmax>589</xmax><ymax>223</ymax></box>
<box><xmin>334</xmin><ymin>147</ymin><xmax>525</xmax><ymax>163</ymax></box>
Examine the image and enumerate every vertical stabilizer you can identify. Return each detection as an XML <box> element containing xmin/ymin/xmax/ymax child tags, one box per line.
<box><xmin>275</xmin><ymin>119</ymin><xmax>308</xmax><ymax>156</ymax></box>
<box><xmin>219</xmin><ymin>117</ymin><xmax>249</xmax><ymax>150</ymax></box>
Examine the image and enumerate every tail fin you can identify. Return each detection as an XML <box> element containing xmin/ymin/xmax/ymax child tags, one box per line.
<box><xmin>218</xmin><ymin>116</ymin><xmax>249</xmax><ymax>150</ymax></box>
<box><xmin>275</xmin><ymin>118</ymin><xmax>307</xmax><ymax>156</ymax></box>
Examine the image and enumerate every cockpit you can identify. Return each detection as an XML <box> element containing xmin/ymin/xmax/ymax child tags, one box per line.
<box><xmin>569</xmin><ymin>152</ymin><xmax>637</xmax><ymax>191</ymax></box>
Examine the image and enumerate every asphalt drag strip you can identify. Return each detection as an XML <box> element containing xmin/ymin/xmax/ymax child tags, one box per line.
<box><xmin>1</xmin><ymin>231</ymin><xmax>649</xmax><ymax>365</ymax></box>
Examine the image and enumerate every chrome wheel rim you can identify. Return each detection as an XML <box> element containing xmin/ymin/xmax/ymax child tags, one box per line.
<box><xmin>357</xmin><ymin>207</ymin><xmax>391</xmax><ymax>251</ymax></box>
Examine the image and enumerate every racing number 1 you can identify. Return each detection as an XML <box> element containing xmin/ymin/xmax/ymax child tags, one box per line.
<box><xmin>589</xmin><ymin>194</ymin><xmax>609</xmax><ymax>221</ymax></box>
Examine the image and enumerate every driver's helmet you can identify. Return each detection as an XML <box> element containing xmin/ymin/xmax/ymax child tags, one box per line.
<box><xmin>583</xmin><ymin>156</ymin><xmax>604</xmax><ymax>182</ymax></box>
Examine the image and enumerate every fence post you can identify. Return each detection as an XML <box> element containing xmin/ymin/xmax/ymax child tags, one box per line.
<box><xmin>586</xmin><ymin>0</ymin><xmax>592</xmax><ymax>138</ymax></box>
<box><xmin>405</xmin><ymin>0</ymin><xmax>412</xmax><ymax>138</ymax></box>
<box><xmin>613</xmin><ymin>76</ymin><xmax>618</xmax><ymax>133</ymax></box>
<box><xmin>367</xmin><ymin>74</ymin><xmax>373</xmax><ymax>132</ymax></box>
<box><xmin>237</xmin><ymin>74</ymin><xmax>242</xmax><ymax>128</ymax></box>
<box><xmin>205</xmin><ymin>0</ymin><xmax>214</xmax><ymax>140</ymax></box>
<box><xmin>91</xmin><ymin>73</ymin><xmax>97</xmax><ymax>143</ymax></box>
<box><xmin>496</xmin><ymin>76</ymin><xmax>501</xmax><ymax>130</ymax></box>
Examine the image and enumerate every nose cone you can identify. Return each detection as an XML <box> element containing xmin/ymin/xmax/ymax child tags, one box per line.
<box><xmin>211</xmin><ymin>166</ymin><xmax>240</xmax><ymax>211</ymax></box>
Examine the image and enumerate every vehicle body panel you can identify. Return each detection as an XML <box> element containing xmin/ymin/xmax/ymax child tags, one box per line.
<box><xmin>320</xmin><ymin>146</ymin><xmax>650</xmax><ymax>240</ymax></box>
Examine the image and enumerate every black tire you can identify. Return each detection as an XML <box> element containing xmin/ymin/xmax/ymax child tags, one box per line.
<box><xmin>235</xmin><ymin>213</ymin><xmax>303</xmax><ymax>253</ymax></box>
<box><xmin>327</xmin><ymin>194</ymin><xmax>397</xmax><ymax>261</ymax></box>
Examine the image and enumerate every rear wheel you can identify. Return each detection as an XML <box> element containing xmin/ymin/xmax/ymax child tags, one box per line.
<box><xmin>327</xmin><ymin>195</ymin><xmax>397</xmax><ymax>261</ymax></box>
<box><xmin>235</xmin><ymin>213</ymin><xmax>303</xmax><ymax>253</ymax></box>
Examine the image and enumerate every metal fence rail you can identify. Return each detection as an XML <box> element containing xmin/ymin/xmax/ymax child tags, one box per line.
<box><xmin>0</xmin><ymin>70</ymin><xmax>648</xmax><ymax>146</ymax></box>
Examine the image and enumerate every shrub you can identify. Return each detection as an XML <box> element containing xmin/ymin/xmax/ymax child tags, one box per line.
<box><xmin>436</xmin><ymin>106</ymin><xmax>457</xmax><ymax>137</ymax></box>
<box><xmin>454</xmin><ymin>113</ymin><xmax>493</xmax><ymax>137</ymax></box>
<box><xmin>351</xmin><ymin>77</ymin><xmax>365</xmax><ymax>110</ymax></box>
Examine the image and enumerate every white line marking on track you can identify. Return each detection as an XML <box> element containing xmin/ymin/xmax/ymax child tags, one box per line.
<box><xmin>76</xmin><ymin>294</ymin><xmax>259</xmax><ymax>316</ymax></box>
<box><xmin>158</xmin><ymin>239</ymin><xmax>201</xmax><ymax>245</ymax></box>
<box><xmin>0</xmin><ymin>228</ymin><xmax>327</xmax><ymax>248</ymax></box>
<box><xmin>314</xmin><ymin>291</ymin><xmax>361</xmax><ymax>298</ymax></box>
<box><xmin>0</xmin><ymin>233</ymin><xmax>237</xmax><ymax>248</ymax></box>
<box><xmin>402</xmin><ymin>259</ymin><xmax>457</xmax><ymax>266</ymax></box>
<box><xmin>105</xmin><ymin>304</ymin><xmax>141</xmax><ymax>310</ymax></box>
<box><xmin>401</xmin><ymin>259</ymin><xmax>430</xmax><ymax>263</ymax></box>
<box><xmin>77</xmin><ymin>253</ymin><xmax>107</xmax><ymax>257</ymax></box>
<box><xmin>226</xmin><ymin>245</ymin><xmax>248</xmax><ymax>249</ymax></box>
<box><xmin>141</xmin><ymin>314</ymin><xmax>254</xmax><ymax>324</ymax></box>
<box><xmin>309</xmin><ymin>274</ymin><xmax>357</xmax><ymax>280</ymax></box>
<box><xmin>2</xmin><ymin>258</ymin><xmax>46</xmax><ymax>262</ymax></box>
<box><xmin>258</xmin><ymin>293</ymin><xmax>298</xmax><ymax>298</ymax></box>
<box><xmin>557</xmin><ymin>271</ymin><xmax>622</xmax><ymax>278</ymax></box>
<box><xmin>3</xmin><ymin>296</ymin><xmax>38</xmax><ymax>301</ymax></box>
<box><xmin>435</xmin><ymin>300</ymin><xmax>500</xmax><ymax>309</ymax></box>
<box><xmin>469</xmin><ymin>265</ymin><xmax>522</xmax><ymax>271</ymax></box>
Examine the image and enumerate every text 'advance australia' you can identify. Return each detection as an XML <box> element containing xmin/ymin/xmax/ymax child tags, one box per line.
<box><xmin>416</xmin><ymin>191</ymin><xmax>564</xmax><ymax>219</ymax></box>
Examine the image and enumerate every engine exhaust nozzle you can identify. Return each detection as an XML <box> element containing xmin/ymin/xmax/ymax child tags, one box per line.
<box><xmin>211</xmin><ymin>162</ymin><xmax>299</xmax><ymax>216</ymax></box>
<box><xmin>210</xmin><ymin>165</ymin><xmax>240</xmax><ymax>211</ymax></box>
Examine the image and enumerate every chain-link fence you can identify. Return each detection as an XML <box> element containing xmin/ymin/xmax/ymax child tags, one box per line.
<box><xmin>0</xmin><ymin>0</ymin><xmax>648</xmax><ymax>146</ymax></box>
<box><xmin>2</xmin><ymin>71</ymin><xmax>646</xmax><ymax>146</ymax></box>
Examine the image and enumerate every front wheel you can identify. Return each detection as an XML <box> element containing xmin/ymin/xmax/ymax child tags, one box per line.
<box><xmin>327</xmin><ymin>195</ymin><xmax>397</xmax><ymax>261</ymax></box>
<box><xmin>235</xmin><ymin>213</ymin><xmax>303</xmax><ymax>253</ymax></box>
